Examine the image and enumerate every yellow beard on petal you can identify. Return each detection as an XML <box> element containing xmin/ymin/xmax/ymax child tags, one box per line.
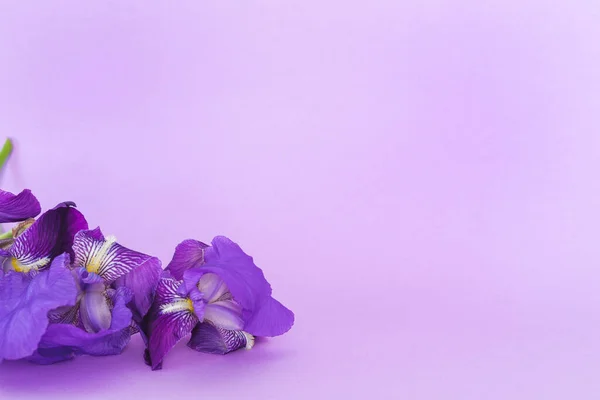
<box><xmin>86</xmin><ymin>235</ymin><xmax>117</xmax><ymax>274</ymax></box>
<box><xmin>12</xmin><ymin>256</ymin><xmax>50</xmax><ymax>273</ymax></box>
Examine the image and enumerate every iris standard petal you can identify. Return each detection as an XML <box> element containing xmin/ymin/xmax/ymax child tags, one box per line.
<box><xmin>30</xmin><ymin>286</ymin><xmax>134</xmax><ymax>364</ymax></box>
<box><xmin>200</xmin><ymin>236</ymin><xmax>272</xmax><ymax>311</ymax></box>
<box><xmin>80</xmin><ymin>285</ymin><xmax>112</xmax><ymax>333</ymax></box>
<box><xmin>185</xmin><ymin>236</ymin><xmax>295</xmax><ymax>337</ymax></box>
<box><xmin>197</xmin><ymin>272</ymin><xmax>229</xmax><ymax>303</ymax></box>
<box><xmin>203</xmin><ymin>300</ymin><xmax>244</xmax><ymax>331</ymax></box>
<box><xmin>73</xmin><ymin>227</ymin><xmax>159</xmax><ymax>283</ymax></box>
<box><xmin>0</xmin><ymin>253</ymin><xmax>77</xmax><ymax>361</ymax></box>
<box><xmin>144</xmin><ymin>277</ymin><xmax>199</xmax><ymax>370</ymax></box>
<box><xmin>188</xmin><ymin>323</ymin><xmax>254</xmax><ymax>355</ymax></box>
<box><xmin>165</xmin><ymin>239</ymin><xmax>209</xmax><ymax>280</ymax></box>
<box><xmin>8</xmin><ymin>203</ymin><xmax>88</xmax><ymax>273</ymax></box>
<box><xmin>0</xmin><ymin>189</ymin><xmax>41</xmax><ymax>223</ymax></box>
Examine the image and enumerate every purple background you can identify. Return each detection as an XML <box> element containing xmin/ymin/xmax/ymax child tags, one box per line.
<box><xmin>1</xmin><ymin>1</ymin><xmax>599</xmax><ymax>399</ymax></box>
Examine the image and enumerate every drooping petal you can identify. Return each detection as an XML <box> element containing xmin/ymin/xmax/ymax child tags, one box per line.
<box><xmin>241</xmin><ymin>296</ymin><xmax>295</xmax><ymax>337</ymax></box>
<box><xmin>183</xmin><ymin>236</ymin><xmax>294</xmax><ymax>337</ymax></box>
<box><xmin>203</xmin><ymin>300</ymin><xmax>244</xmax><ymax>331</ymax></box>
<box><xmin>113</xmin><ymin>254</ymin><xmax>162</xmax><ymax>321</ymax></box>
<box><xmin>73</xmin><ymin>227</ymin><xmax>159</xmax><ymax>283</ymax></box>
<box><xmin>0</xmin><ymin>189</ymin><xmax>41</xmax><ymax>223</ymax></box>
<box><xmin>165</xmin><ymin>239</ymin><xmax>208</xmax><ymax>280</ymax></box>
<box><xmin>144</xmin><ymin>276</ymin><xmax>199</xmax><ymax>370</ymax></box>
<box><xmin>0</xmin><ymin>253</ymin><xmax>77</xmax><ymax>361</ymax></box>
<box><xmin>201</xmin><ymin>236</ymin><xmax>272</xmax><ymax>310</ymax></box>
<box><xmin>30</xmin><ymin>286</ymin><xmax>134</xmax><ymax>364</ymax></box>
<box><xmin>188</xmin><ymin>323</ymin><xmax>254</xmax><ymax>355</ymax></box>
<box><xmin>7</xmin><ymin>203</ymin><xmax>88</xmax><ymax>273</ymax></box>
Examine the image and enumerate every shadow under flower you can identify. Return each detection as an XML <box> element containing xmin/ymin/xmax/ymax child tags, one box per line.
<box><xmin>0</xmin><ymin>335</ymin><xmax>294</xmax><ymax>395</ymax></box>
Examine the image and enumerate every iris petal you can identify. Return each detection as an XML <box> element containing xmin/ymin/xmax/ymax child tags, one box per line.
<box><xmin>80</xmin><ymin>285</ymin><xmax>112</xmax><ymax>333</ymax></box>
<box><xmin>144</xmin><ymin>277</ymin><xmax>199</xmax><ymax>370</ymax></box>
<box><xmin>30</xmin><ymin>286</ymin><xmax>134</xmax><ymax>364</ymax></box>
<box><xmin>73</xmin><ymin>227</ymin><xmax>159</xmax><ymax>283</ymax></box>
<box><xmin>165</xmin><ymin>239</ymin><xmax>208</xmax><ymax>280</ymax></box>
<box><xmin>197</xmin><ymin>272</ymin><xmax>229</xmax><ymax>303</ymax></box>
<box><xmin>0</xmin><ymin>189</ymin><xmax>41</xmax><ymax>223</ymax></box>
<box><xmin>0</xmin><ymin>253</ymin><xmax>77</xmax><ymax>361</ymax></box>
<box><xmin>113</xmin><ymin>254</ymin><xmax>162</xmax><ymax>322</ymax></box>
<box><xmin>8</xmin><ymin>203</ymin><xmax>87</xmax><ymax>273</ymax></box>
<box><xmin>188</xmin><ymin>323</ymin><xmax>254</xmax><ymax>355</ymax></box>
<box><xmin>203</xmin><ymin>300</ymin><xmax>244</xmax><ymax>331</ymax></box>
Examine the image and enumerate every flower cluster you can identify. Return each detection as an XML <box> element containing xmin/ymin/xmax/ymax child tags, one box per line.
<box><xmin>0</xmin><ymin>189</ymin><xmax>294</xmax><ymax>369</ymax></box>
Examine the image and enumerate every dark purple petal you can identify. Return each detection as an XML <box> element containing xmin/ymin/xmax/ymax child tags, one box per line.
<box><xmin>144</xmin><ymin>277</ymin><xmax>199</xmax><ymax>370</ymax></box>
<box><xmin>8</xmin><ymin>203</ymin><xmax>87</xmax><ymax>273</ymax></box>
<box><xmin>0</xmin><ymin>253</ymin><xmax>77</xmax><ymax>361</ymax></box>
<box><xmin>184</xmin><ymin>236</ymin><xmax>294</xmax><ymax>337</ymax></box>
<box><xmin>0</xmin><ymin>189</ymin><xmax>41</xmax><ymax>223</ymax></box>
<box><xmin>188</xmin><ymin>323</ymin><xmax>254</xmax><ymax>355</ymax></box>
<box><xmin>113</xmin><ymin>254</ymin><xmax>162</xmax><ymax>321</ymax></box>
<box><xmin>73</xmin><ymin>227</ymin><xmax>160</xmax><ymax>283</ymax></box>
<box><xmin>165</xmin><ymin>239</ymin><xmax>208</xmax><ymax>280</ymax></box>
<box><xmin>30</xmin><ymin>286</ymin><xmax>134</xmax><ymax>364</ymax></box>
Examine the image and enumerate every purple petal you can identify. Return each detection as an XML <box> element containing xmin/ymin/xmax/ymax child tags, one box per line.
<box><xmin>203</xmin><ymin>300</ymin><xmax>244</xmax><ymax>331</ymax></box>
<box><xmin>73</xmin><ymin>228</ymin><xmax>159</xmax><ymax>283</ymax></box>
<box><xmin>197</xmin><ymin>272</ymin><xmax>229</xmax><ymax>303</ymax></box>
<box><xmin>113</xmin><ymin>255</ymin><xmax>162</xmax><ymax>321</ymax></box>
<box><xmin>165</xmin><ymin>239</ymin><xmax>208</xmax><ymax>280</ymax></box>
<box><xmin>0</xmin><ymin>253</ymin><xmax>77</xmax><ymax>361</ymax></box>
<box><xmin>188</xmin><ymin>323</ymin><xmax>254</xmax><ymax>355</ymax></box>
<box><xmin>80</xmin><ymin>286</ymin><xmax>112</xmax><ymax>333</ymax></box>
<box><xmin>30</xmin><ymin>286</ymin><xmax>134</xmax><ymax>364</ymax></box>
<box><xmin>144</xmin><ymin>277</ymin><xmax>198</xmax><ymax>370</ymax></box>
<box><xmin>201</xmin><ymin>236</ymin><xmax>272</xmax><ymax>310</ymax></box>
<box><xmin>241</xmin><ymin>296</ymin><xmax>295</xmax><ymax>337</ymax></box>
<box><xmin>184</xmin><ymin>236</ymin><xmax>294</xmax><ymax>337</ymax></box>
<box><xmin>8</xmin><ymin>203</ymin><xmax>88</xmax><ymax>273</ymax></box>
<box><xmin>0</xmin><ymin>189</ymin><xmax>41</xmax><ymax>223</ymax></box>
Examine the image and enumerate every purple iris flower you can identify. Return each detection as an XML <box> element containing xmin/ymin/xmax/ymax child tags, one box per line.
<box><xmin>0</xmin><ymin>201</ymin><xmax>88</xmax><ymax>274</ymax></box>
<box><xmin>144</xmin><ymin>236</ymin><xmax>294</xmax><ymax>370</ymax></box>
<box><xmin>28</xmin><ymin>227</ymin><xmax>162</xmax><ymax>364</ymax></box>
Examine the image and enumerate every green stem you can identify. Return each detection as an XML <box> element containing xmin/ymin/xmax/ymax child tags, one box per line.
<box><xmin>0</xmin><ymin>231</ymin><xmax>12</xmax><ymax>240</ymax></box>
<box><xmin>0</xmin><ymin>138</ymin><xmax>13</xmax><ymax>172</ymax></box>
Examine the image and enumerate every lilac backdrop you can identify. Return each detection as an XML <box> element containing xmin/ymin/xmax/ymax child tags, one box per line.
<box><xmin>1</xmin><ymin>1</ymin><xmax>600</xmax><ymax>399</ymax></box>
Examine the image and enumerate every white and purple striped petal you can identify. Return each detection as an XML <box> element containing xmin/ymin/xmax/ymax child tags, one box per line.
<box><xmin>7</xmin><ymin>203</ymin><xmax>87</xmax><ymax>273</ymax></box>
<box><xmin>0</xmin><ymin>189</ymin><xmax>41</xmax><ymax>223</ymax></box>
<box><xmin>188</xmin><ymin>323</ymin><xmax>254</xmax><ymax>355</ymax></box>
<box><xmin>73</xmin><ymin>227</ymin><xmax>159</xmax><ymax>283</ymax></box>
<box><xmin>143</xmin><ymin>276</ymin><xmax>201</xmax><ymax>370</ymax></box>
